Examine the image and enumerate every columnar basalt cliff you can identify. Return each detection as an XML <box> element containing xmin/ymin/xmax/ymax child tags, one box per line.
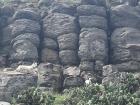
<box><xmin>0</xmin><ymin>0</ymin><xmax>140</xmax><ymax>101</ymax></box>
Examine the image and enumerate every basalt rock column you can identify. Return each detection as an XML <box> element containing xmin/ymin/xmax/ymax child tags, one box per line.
<box><xmin>111</xmin><ymin>2</ymin><xmax>140</xmax><ymax>72</ymax></box>
<box><xmin>77</xmin><ymin>2</ymin><xmax>108</xmax><ymax>82</ymax></box>
<box><xmin>9</xmin><ymin>8</ymin><xmax>41</xmax><ymax>66</ymax></box>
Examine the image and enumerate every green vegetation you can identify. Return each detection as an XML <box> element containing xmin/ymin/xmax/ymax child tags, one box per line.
<box><xmin>12</xmin><ymin>73</ymin><xmax>140</xmax><ymax>105</ymax></box>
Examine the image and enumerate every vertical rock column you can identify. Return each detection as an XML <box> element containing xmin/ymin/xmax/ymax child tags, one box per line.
<box><xmin>0</xmin><ymin>5</ymin><xmax>15</xmax><ymax>67</ymax></box>
<box><xmin>42</xmin><ymin>2</ymin><xmax>79</xmax><ymax>66</ymax></box>
<box><xmin>111</xmin><ymin>2</ymin><xmax>140</xmax><ymax>72</ymax></box>
<box><xmin>77</xmin><ymin>3</ymin><xmax>108</xmax><ymax>82</ymax></box>
<box><xmin>9</xmin><ymin>8</ymin><xmax>41</xmax><ymax>65</ymax></box>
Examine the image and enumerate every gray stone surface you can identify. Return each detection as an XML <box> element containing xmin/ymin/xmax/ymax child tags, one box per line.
<box><xmin>63</xmin><ymin>76</ymin><xmax>84</xmax><ymax>88</ymax></box>
<box><xmin>79</xmin><ymin>15</ymin><xmax>108</xmax><ymax>30</ymax></box>
<box><xmin>10</xmin><ymin>40</ymin><xmax>38</xmax><ymax>61</ymax></box>
<box><xmin>41</xmin><ymin>48</ymin><xmax>59</xmax><ymax>64</ymax></box>
<box><xmin>38</xmin><ymin>63</ymin><xmax>63</xmax><ymax>90</ymax></box>
<box><xmin>11</xmin><ymin>19</ymin><xmax>40</xmax><ymax>37</ymax></box>
<box><xmin>59</xmin><ymin>50</ymin><xmax>79</xmax><ymax>65</ymax></box>
<box><xmin>111</xmin><ymin>5</ymin><xmax>140</xmax><ymax>29</ymax></box>
<box><xmin>42</xmin><ymin>38</ymin><xmax>58</xmax><ymax>50</ymax></box>
<box><xmin>111</xmin><ymin>27</ymin><xmax>140</xmax><ymax>63</ymax></box>
<box><xmin>77</xmin><ymin>5</ymin><xmax>106</xmax><ymax>17</ymax></box>
<box><xmin>57</xmin><ymin>33</ymin><xmax>78</xmax><ymax>50</ymax></box>
<box><xmin>13</xmin><ymin>8</ymin><xmax>40</xmax><ymax>21</ymax></box>
<box><xmin>43</xmin><ymin>13</ymin><xmax>77</xmax><ymax>39</ymax></box>
<box><xmin>79</xmin><ymin>28</ymin><xmax>108</xmax><ymax>62</ymax></box>
<box><xmin>0</xmin><ymin>71</ymin><xmax>37</xmax><ymax>101</ymax></box>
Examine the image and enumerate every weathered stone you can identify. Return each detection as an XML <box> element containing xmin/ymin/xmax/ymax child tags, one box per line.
<box><xmin>13</xmin><ymin>8</ymin><xmax>40</xmax><ymax>21</ymax></box>
<box><xmin>43</xmin><ymin>13</ymin><xmax>77</xmax><ymax>39</ymax></box>
<box><xmin>0</xmin><ymin>71</ymin><xmax>37</xmax><ymax>101</ymax></box>
<box><xmin>1</xmin><ymin>5</ymin><xmax>15</xmax><ymax>16</ymax></box>
<box><xmin>41</xmin><ymin>48</ymin><xmax>59</xmax><ymax>63</ymax></box>
<box><xmin>38</xmin><ymin>0</ymin><xmax>54</xmax><ymax>7</ymax></box>
<box><xmin>11</xmin><ymin>33</ymin><xmax>40</xmax><ymax>47</ymax></box>
<box><xmin>63</xmin><ymin>66</ymin><xmax>80</xmax><ymax>77</ymax></box>
<box><xmin>59</xmin><ymin>50</ymin><xmax>78</xmax><ymax>65</ymax></box>
<box><xmin>102</xmin><ymin>65</ymin><xmax>127</xmax><ymax>85</ymax></box>
<box><xmin>80</xmin><ymin>71</ymin><xmax>97</xmax><ymax>83</ymax></box>
<box><xmin>42</xmin><ymin>38</ymin><xmax>58</xmax><ymax>50</ymax></box>
<box><xmin>111</xmin><ymin>5</ymin><xmax>140</xmax><ymax>29</ymax></box>
<box><xmin>10</xmin><ymin>40</ymin><xmax>38</xmax><ymax>61</ymax></box>
<box><xmin>116</xmin><ymin>61</ymin><xmax>140</xmax><ymax>72</ymax></box>
<box><xmin>0</xmin><ymin>55</ymin><xmax>7</xmax><ymax>68</ymax></box>
<box><xmin>79</xmin><ymin>15</ymin><xmax>108</xmax><ymax>30</ymax></box>
<box><xmin>57</xmin><ymin>33</ymin><xmax>78</xmax><ymax>50</ymax></box>
<box><xmin>111</xmin><ymin>27</ymin><xmax>140</xmax><ymax>63</ymax></box>
<box><xmin>0</xmin><ymin>16</ymin><xmax>8</xmax><ymax>28</ymax></box>
<box><xmin>79</xmin><ymin>61</ymin><xmax>94</xmax><ymax>71</ymax></box>
<box><xmin>79</xmin><ymin>28</ymin><xmax>108</xmax><ymax>62</ymax></box>
<box><xmin>1</xmin><ymin>25</ymin><xmax>13</xmax><ymax>46</ymax></box>
<box><xmin>77</xmin><ymin>5</ymin><xmax>106</xmax><ymax>17</ymax></box>
<box><xmin>50</xmin><ymin>2</ymin><xmax>76</xmax><ymax>16</ymax></box>
<box><xmin>95</xmin><ymin>60</ymin><xmax>105</xmax><ymax>71</ymax></box>
<box><xmin>38</xmin><ymin>63</ymin><xmax>63</xmax><ymax>90</ymax></box>
<box><xmin>11</xmin><ymin>19</ymin><xmax>40</xmax><ymax>37</ymax></box>
<box><xmin>63</xmin><ymin>76</ymin><xmax>84</xmax><ymax>88</ymax></box>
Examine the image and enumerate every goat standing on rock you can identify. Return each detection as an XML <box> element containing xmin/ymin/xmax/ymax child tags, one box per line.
<box><xmin>85</xmin><ymin>78</ymin><xmax>92</xmax><ymax>86</ymax></box>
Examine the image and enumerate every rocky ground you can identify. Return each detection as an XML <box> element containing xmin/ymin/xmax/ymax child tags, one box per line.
<box><xmin>0</xmin><ymin>0</ymin><xmax>140</xmax><ymax>103</ymax></box>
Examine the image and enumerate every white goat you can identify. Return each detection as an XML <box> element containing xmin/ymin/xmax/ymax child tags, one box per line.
<box><xmin>16</xmin><ymin>62</ymin><xmax>38</xmax><ymax>74</ymax></box>
<box><xmin>85</xmin><ymin>78</ymin><xmax>92</xmax><ymax>86</ymax></box>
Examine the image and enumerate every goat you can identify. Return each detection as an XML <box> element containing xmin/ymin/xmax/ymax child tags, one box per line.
<box><xmin>16</xmin><ymin>62</ymin><xmax>38</xmax><ymax>74</ymax></box>
<box><xmin>85</xmin><ymin>78</ymin><xmax>92</xmax><ymax>86</ymax></box>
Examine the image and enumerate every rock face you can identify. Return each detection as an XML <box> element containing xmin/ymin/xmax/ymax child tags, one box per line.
<box><xmin>1</xmin><ymin>0</ymin><xmax>140</xmax><ymax>101</ymax></box>
<box><xmin>38</xmin><ymin>63</ymin><xmax>63</xmax><ymax>91</ymax></box>
<box><xmin>0</xmin><ymin>71</ymin><xmax>37</xmax><ymax>101</ymax></box>
<box><xmin>77</xmin><ymin>3</ymin><xmax>108</xmax><ymax>82</ymax></box>
<box><xmin>9</xmin><ymin>8</ymin><xmax>41</xmax><ymax>65</ymax></box>
<box><xmin>111</xmin><ymin>3</ymin><xmax>140</xmax><ymax>72</ymax></box>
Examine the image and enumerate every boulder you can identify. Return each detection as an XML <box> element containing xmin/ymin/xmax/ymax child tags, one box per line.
<box><xmin>13</xmin><ymin>8</ymin><xmax>41</xmax><ymax>21</ymax></box>
<box><xmin>50</xmin><ymin>2</ymin><xmax>76</xmax><ymax>16</ymax></box>
<box><xmin>11</xmin><ymin>19</ymin><xmax>40</xmax><ymax>37</ymax></box>
<box><xmin>79</xmin><ymin>28</ymin><xmax>108</xmax><ymax>62</ymax></box>
<box><xmin>77</xmin><ymin>5</ymin><xmax>106</xmax><ymax>17</ymax></box>
<box><xmin>79</xmin><ymin>15</ymin><xmax>108</xmax><ymax>30</ymax></box>
<box><xmin>38</xmin><ymin>0</ymin><xmax>54</xmax><ymax>7</ymax></box>
<box><xmin>41</xmin><ymin>48</ymin><xmax>59</xmax><ymax>63</ymax></box>
<box><xmin>63</xmin><ymin>66</ymin><xmax>80</xmax><ymax>77</ymax></box>
<box><xmin>63</xmin><ymin>76</ymin><xmax>84</xmax><ymax>88</ymax></box>
<box><xmin>95</xmin><ymin>60</ymin><xmax>105</xmax><ymax>71</ymax></box>
<box><xmin>11</xmin><ymin>33</ymin><xmax>40</xmax><ymax>47</ymax></box>
<box><xmin>10</xmin><ymin>40</ymin><xmax>38</xmax><ymax>61</ymax></box>
<box><xmin>111</xmin><ymin>5</ymin><xmax>140</xmax><ymax>29</ymax></box>
<box><xmin>38</xmin><ymin>63</ymin><xmax>63</xmax><ymax>90</ymax></box>
<box><xmin>43</xmin><ymin>13</ymin><xmax>77</xmax><ymax>39</ymax></box>
<box><xmin>0</xmin><ymin>71</ymin><xmax>37</xmax><ymax>101</ymax></box>
<box><xmin>111</xmin><ymin>27</ymin><xmax>140</xmax><ymax>63</ymax></box>
<box><xmin>102</xmin><ymin>65</ymin><xmax>127</xmax><ymax>85</ymax></box>
<box><xmin>59</xmin><ymin>50</ymin><xmax>79</xmax><ymax>65</ymax></box>
<box><xmin>57</xmin><ymin>33</ymin><xmax>78</xmax><ymax>50</ymax></box>
<box><xmin>79</xmin><ymin>61</ymin><xmax>94</xmax><ymax>71</ymax></box>
<box><xmin>42</xmin><ymin>38</ymin><xmax>58</xmax><ymax>50</ymax></box>
<box><xmin>116</xmin><ymin>61</ymin><xmax>140</xmax><ymax>72</ymax></box>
